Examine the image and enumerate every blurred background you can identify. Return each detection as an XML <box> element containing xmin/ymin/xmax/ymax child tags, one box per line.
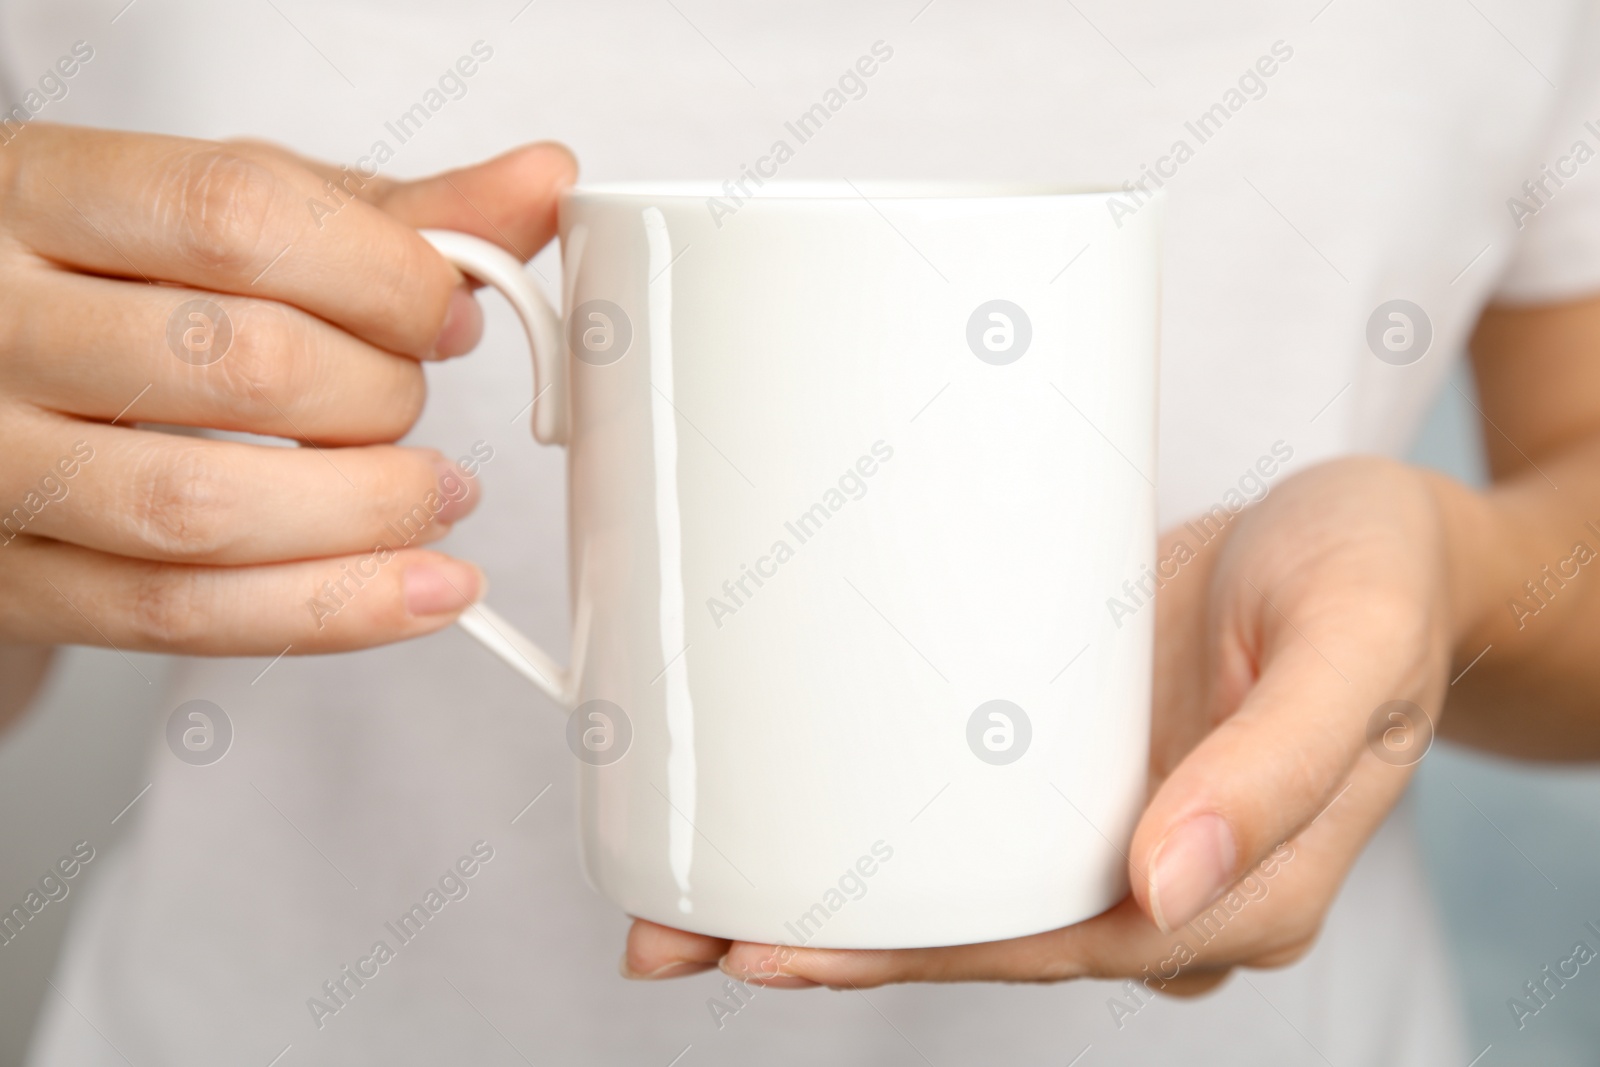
<box><xmin>2</xmin><ymin>363</ymin><xmax>1598</xmax><ymax>1064</ymax></box>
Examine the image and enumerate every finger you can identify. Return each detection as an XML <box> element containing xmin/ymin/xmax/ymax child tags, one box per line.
<box><xmin>717</xmin><ymin>814</ymin><xmax>1348</xmax><ymax>990</ymax></box>
<box><xmin>1130</xmin><ymin>636</ymin><xmax>1390</xmax><ymax>934</ymax></box>
<box><xmin>1</xmin><ymin>268</ymin><xmax>424</xmax><ymax>444</ymax></box>
<box><xmin>717</xmin><ymin>901</ymin><xmax>1157</xmax><ymax>989</ymax></box>
<box><xmin>365</xmin><ymin>141</ymin><xmax>576</xmax><ymax>359</ymax></box>
<box><xmin>1156</xmin><ymin>970</ymin><xmax>1233</xmax><ymax>998</ymax></box>
<box><xmin>222</xmin><ymin>139</ymin><xmax>577</xmax><ymax>352</ymax></box>
<box><xmin>620</xmin><ymin>920</ymin><xmax>729</xmax><ymax>981</ymax></box>
<box><xmin>1132</xmin><ymin>570</ymin><xmax>1441</xmax><ymax>936</ymax></box>
<box><xmin>0</xmin><ymin>536</ymin><xmax>482</xmax><ymax>654</ymax></box>
<box><xmin>0</xmin><ymin>406</ymin><xmax>477</xmax><ymax>565</ymax></box>
<box><xmin>10</xmin><ymin>125</ymin><xmax>464</xmax><ymax>358</ymax></box>
<box><xmin>371</xmin><ymin>141</ymin><xmax>576</xmax><ymax>260</ymax></box>
<box><xmin>239</xmin><ymin>139</ymin><xmax>577</xmax><ymax>250</ymax></box>
<box><xmin>1148</xmin><ymin>522</ymin><xmax>1231</xmax><ymax>782</ymax></box>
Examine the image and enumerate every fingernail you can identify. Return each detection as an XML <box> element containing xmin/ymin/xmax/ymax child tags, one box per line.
<box><xmin>403</xmin><ymin>560</ymin><xmax>482</xmax><ymax>617</ymax></box>
<box><xmin>618</xmin><ymin>955</ymin><xmax>715</xmax><ymax>981</ymax></box>
<box><xmin>1147</xmin><ymin>813</ymin><xmax>1237</xmax><ymax>933</ymax></box>
<box><xmin>431</xmin><ymin>285</ymin><xmax>483</xmax><ymax>359</ymax></box>
<box><xmin>432</xmin><ymin>459</ymin><xmax>477</xmax><ymax>525</ymax></box>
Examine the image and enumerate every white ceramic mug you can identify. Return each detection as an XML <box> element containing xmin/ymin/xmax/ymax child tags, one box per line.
<box><xmin>423</xmin><ymin>181</ymin><xmax>1160</xmax><ymax>949</ymax></box>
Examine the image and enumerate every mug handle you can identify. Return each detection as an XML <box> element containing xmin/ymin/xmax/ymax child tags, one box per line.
<box><xmin>419</xmin><ymin>229</ymin><xmax>575</xmax><ymax>708</ymax></box>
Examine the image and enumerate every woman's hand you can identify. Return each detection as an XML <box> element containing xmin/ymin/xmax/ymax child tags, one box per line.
<box><xmin>0</xmin><ymin>125</ymin><xmax>574</xmax><ymax>718</ymax></box>
<box><xmin>621</xmin><ymin>456</ymin><xmax>1482</xmax><ymax>991</ymax></box>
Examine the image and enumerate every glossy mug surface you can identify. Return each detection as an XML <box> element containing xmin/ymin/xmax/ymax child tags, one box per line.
<box><xmin>427</xmin><ymin>181</ymin><xmax>1159</xmax><ymax>949</ymax></box>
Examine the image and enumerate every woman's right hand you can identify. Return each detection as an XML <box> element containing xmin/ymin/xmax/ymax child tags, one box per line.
<box><xmin>0</xmin><ymin>125</ymin><xmax>574</xmax><ymax>686</ymax></box>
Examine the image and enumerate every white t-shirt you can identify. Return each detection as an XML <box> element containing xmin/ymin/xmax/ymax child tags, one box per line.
<box><xmin>7</xmin><ymin>0</ymin><xmax>1600</xmax><ymax>1062</ymax></box>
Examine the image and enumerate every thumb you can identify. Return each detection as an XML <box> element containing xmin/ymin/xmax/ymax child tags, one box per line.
<box><xmin>372</xmin><ymin>142</ymin><xmax>575</xmax><ymax>357</ymax></box>
<box><xmin>1128</xmin><ymin>640</ymin><xmax>1387</xmax><ymax>933</ymax></box>
<box><xmin>374</xmin><ymin>141</ymin><xmax>578</xmax><ymax>261</ymax></box>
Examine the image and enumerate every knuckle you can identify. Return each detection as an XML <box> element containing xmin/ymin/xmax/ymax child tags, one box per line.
<box><xmin>390</xmin><ymin>252</ymin><xmax>454</xmax><ymax>353</ymax></box>
<box><xmin>210</xmin><ymin>303</ymin><xmax>427</xmax><ymax>443</ymax></box>
<box><xmin>212</xmin><ymin>301</ymin><xmax>305</xmax><ymax>423</ymax></box>
<box><xmin>385</xmin><ymin>470</ymin><xmax>444</xmax><ymax>536</ymax></box>
<box><xmin>0</xmin><ymin>273</ymin><xmax>24</xmax><ymax>358</ymax></box>
<box><xmin>358</xmin><ymin>227</ymin><xmax>455</xmax><ymax>354</ymax></box>
<box><xmin>127</xmin><ymin>444</ymin><xmax>235</xmax><ymax>560</ymax></box>
<box><xmin>1248</xmin><ymin>907</ymin><xmax>1326</xmax><ymax>969</ymax></box>
<box><xmin>375</xmin><ymin>363</ymin><xmax>427</xmax><ymax>440</ymax></box>
<box><xmin>162</xmin><ymin>147</ymin><xmax>284</xmax><ymax>276</ymax></box>
<box><xmin>1250</xmin><ymin>932</ymin><xmax>1319</xmax><ymax>970</ymax></box>
<box><xmin>125</xmin><ymin>563</ymin><xmax>208</xmax><ymax>649</ymax></box>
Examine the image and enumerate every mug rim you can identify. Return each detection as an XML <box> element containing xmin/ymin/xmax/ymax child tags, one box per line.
<box><xmin>565</xmin><ymin>180</ymin><xmax>1128</xmax><ymax>202</ymax></box>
